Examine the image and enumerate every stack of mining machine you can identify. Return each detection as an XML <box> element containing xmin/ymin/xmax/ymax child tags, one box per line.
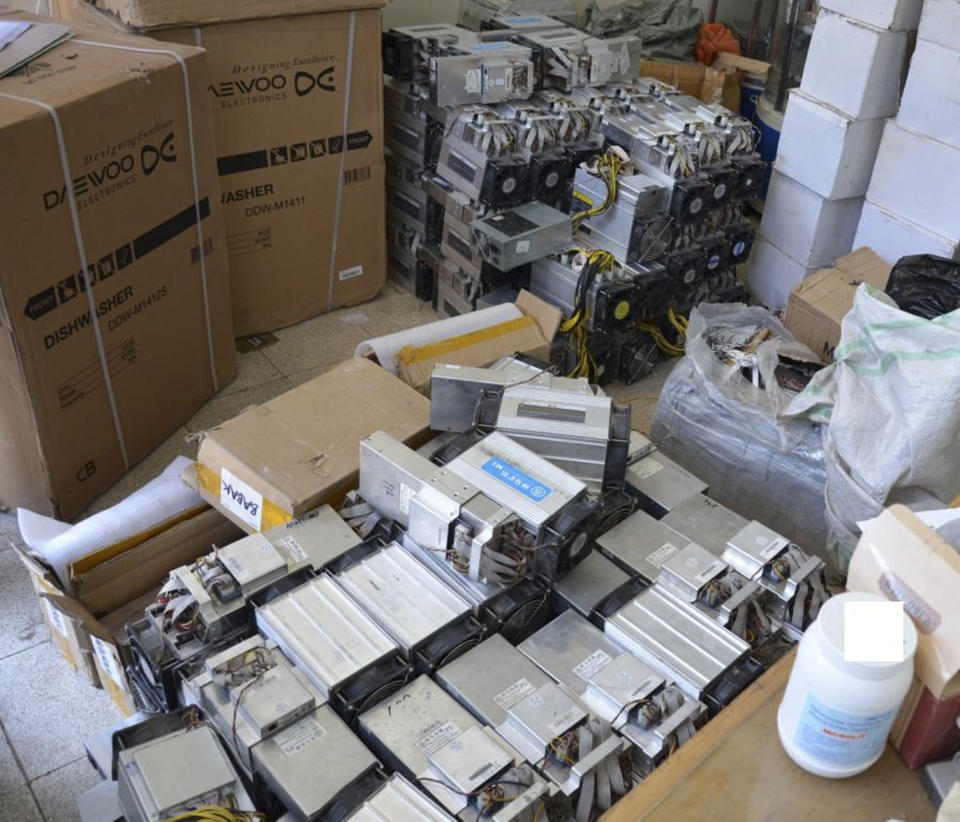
<box><xmin>381</xmin><ymin>12</ymin><xmax>766</xmax><ymax>385</ymax></box>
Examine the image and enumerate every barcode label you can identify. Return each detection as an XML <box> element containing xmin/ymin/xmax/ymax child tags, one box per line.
<box><xmin>344</xmin><ymin>166</ymin><xmax>371</xmax><ymax>185</ymax></box>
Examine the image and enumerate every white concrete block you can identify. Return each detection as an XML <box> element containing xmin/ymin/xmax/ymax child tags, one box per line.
<box><xmin>898</xmin><ymin>38</ymin><xmax>960</xmax><ymax>146</ymax></box>
<box><xmin>760</xmin><ymin>170</ymin><xmax>863</xmax><ymax>268</ymax></box>
<box><xmin>775</xmin><ymin>89</ymin><xmax>885</xmax><ymax>199</ymax></box>
<box><xmin>747</xmin><ymin>238</ymin><xmax>819</xmax><ymax>310</ymax></box>
<box><xmin>867</xmin><ymin>120</ymin><xmax>960</xmax><ymax>241</ymax></box>
<box><xmin>819</xmin><ymin>0</ymin><xmax>922</xmax><ymax>30</ymax></box>
<box><xmin>800</xmin><ymin>10</ymin><xmax>909</xmax><ymax>118</ymax></box>
<box><xmin>918</xmin><ymin>0</ymin><xmax>960</xmax><ymax>51</ymax></box>
<box><xmin>854</xmin><ymin>200</ymin><xmax>960</xmax><ymax>263</ymax></box>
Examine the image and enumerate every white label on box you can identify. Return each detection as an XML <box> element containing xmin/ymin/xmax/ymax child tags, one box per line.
<box><xmin>90</xmin><ymin>635</ymin><xmax>125</xmax><ymax>688</ymax></box>
<box><xmin>493</xmin><ymin>678</ymin><xmax>536</xmax><ymax>709</ymax></box>
<box><xmin>465</xmin><ymin>68</ymin><xmax>482</xmax><ymax>93</ymax></box>
<box><xmin>44</xmin><ymin>599</ymin><xmax>68</xmax><ymax>636</ymax></box>
<box><xmin>274</xmin><ymin>535</ymin><xmax>308</xmax><ymax>565</ymax></box>
<box><xmin>632</xmin><ymin>458</ymin><xmax>663</xmax><ymax>480</ymax></box>
<box><xmin>398</xmin><ymin>482</ymin><xmax>416</xmax><ymax>516</ymax></box>
<box><xmin>515</xmin><ymin>240</ymin><xmax>531</xmax><ymax>254</ymax></box>
<box><xmin>573</xmin><ymin>649</ymin><xmax>612</xmax><ymax>680</ymax></box>
<box><xmin>339</xmin><ymin>264</ymin><xmax>364</xmax><ymax>281</ymax></box>
<box><xmin>647</xmin><ymin>542</ymin><xmax>680</xmax><ymax>567</ymax></box>
<box><xmin>274</xmin><ymin>715</ymin><xmax>326</xmax><ymax>756</ymax></box>
<box><xmin>417</xmin><ymin>720</ymin><xmax>461</xmax><ymax>756</ymax></box>
<box><xmin>220</xmin><ymin>468</ymin><xmax>263</xmax><ymax>531</ymax></box>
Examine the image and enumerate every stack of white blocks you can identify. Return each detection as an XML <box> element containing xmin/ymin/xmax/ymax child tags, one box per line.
<box><xmin>748</xmin><ymin>0</ymin><xmax>920</xmax><ymax>308</ymax></box>
<box><xmin>855</xmin><ymin>0</ymin><xmax>960</xmax><ymax>263</ymax></box>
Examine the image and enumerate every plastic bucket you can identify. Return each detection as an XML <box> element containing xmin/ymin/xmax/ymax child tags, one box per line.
<box><xmin>740</xmin><ymin>72</ymin><xmax>766</xmax><ymax>122</ymax></box>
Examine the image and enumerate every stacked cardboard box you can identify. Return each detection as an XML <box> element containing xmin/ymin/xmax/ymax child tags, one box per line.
<box><xmin>0</xmin><ymin>9</ymin><xmax>235</xmax><ymax>518</ymax></box>
<box><xmin>748</xmin><ymin>0</ymin><xmax>920</xmax><ymax>308</ymax></box>
<box><xmin>854</xmin><ymin>0</ymin><xmax>960</xmax><ymax>264</ymax></box>
<box><xmin>55</xmin><ymin>0</ymin><xmax>388</xmax><ymax>336</ymax></box>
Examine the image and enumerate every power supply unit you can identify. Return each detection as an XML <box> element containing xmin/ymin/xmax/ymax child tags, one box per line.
<box><xmin>436</xmin><ymin>634</ymin><xmax>631</xmax><ymax>814</ymax></box>
<box><xmin>660</xmin><ymin>494</ymin><xmax>750</xmax><ymax>556</ymax></box>
<box><xmin>595</xmin><ymin>506</ymin><xmax>689</xmax><ymax>584</ymax></box>
<box><xmin>116</xmin><ymin>725</ymin><xmax>256</xmax><ymax>822</ymax></box>
<box><xmin>551</xmin><ymin>549</ymin><xmax>644</xmax><ymax>624</ymax></box>
<box><xmin>471</xmin><ymin>201</ymin><xmax>572</xmax><ymax>271</ymax></box>
<box><xmin>335</xmin><ymin>542</ymin><xmax>483</xmax><ymax>672</ymax></box>
<box><xmin>358</xmin><ymin>674</ymin><xmax>557</xmax><ymax>821</ymax></box>
<box><xmin>518</xmin><ymin>610</ymin><xmax>703</xmax><ymax>777</ymax></box>
<box><xmin>345</xmin><ymin>774</ymin><xmax>455</xmax><ymax>822</ymax></box>
<box><xmin>383</xmin><ymin>23</ymin><xmax>480</xmax><ymax>80</ymax></box>
<box><xmin>255</xmin><ymin>574</ymin><xmax>410</xmax><ymax>721</ymax></box>
<box><xmin>625</xmin><ymin>452</ymin><xmax>708</xmax><ymax>517</ymax></box>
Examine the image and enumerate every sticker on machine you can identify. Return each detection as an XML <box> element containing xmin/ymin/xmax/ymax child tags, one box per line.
<box><xmin>631</xmin><ymin>458</ymin><xmax>663</xmax><ymax>480</ymax></box>
<box><xmin>398</xmin><ymin>482</ymin><xmax>416</xmax><ymax>516</ymax></box>
<box><xmin>481</xmin><ymin>457</ymin><xmax>552</xmax><ymax>501</ymax></box>
<box><xmin>274</xmin><ymin>535</ymin><xmax>308</xmax><ymax>564</ymax></box>
<box><xmin>464</xmin><ymin>68</ymin><xmax>483</xmax><ymax>94</ymax></box>
<box><xmin>90</xmin><ymin>635</ymin><xmax>125</xmax><ymax>688</ymax></box>
<box><xmin>417</xmin><ymin>720</ymin><xmax>461</xmax><ymax>756</ymax></box>
<box><xmin>646</xmin><ymin>542</ymin><xmax>680</xmax><ymax>567</ymax></box>
<box><xmin>339</xmin><ymin>264</ymin><xmax>364</xmax><ymax>281</ymax></box>
<box><xmin>275</xmin><ymin>715</ymin><xmax>327</xmax><ymax>756</ymax></box>
<box><xmin>493</xmin><ymin>678</ymin><xmax>536</xmax><ymax>709</ymax></box>
<box><xmin>220</xmin><ymin>467</ymin><xmax>263</xmax><ymax>531</ymax></box>
<box><xmin>572</xmin><ymin>649</ymin><xmax>612</xmax><ymax>680</ymax></box>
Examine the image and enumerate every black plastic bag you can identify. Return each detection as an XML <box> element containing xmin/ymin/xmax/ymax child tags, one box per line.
<box><xmin>885</xmin><ymin>254</ymin><xmax>960</xmax><ymax>319</ymax></box>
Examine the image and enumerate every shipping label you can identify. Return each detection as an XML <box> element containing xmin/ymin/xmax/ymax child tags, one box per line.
<box><xmin>220</xmin><ymin>468</ymin><xmax>264</xmax><ymax>531</ymax></box>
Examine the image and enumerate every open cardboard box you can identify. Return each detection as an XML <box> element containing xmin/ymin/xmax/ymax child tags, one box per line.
<box><xmin>192</xmin><ymin>357</ymin><xmax>433</xmax><ymax>533</ymax></box>
<box><xmin>13</xmin><ymin>508</ymin><xmax>242</xmax><ymax>713</ymax></box>
<box><xmin>394</xmin><ymin>291</ymin><xmax>562</xmax><ymax>392</ymax></box>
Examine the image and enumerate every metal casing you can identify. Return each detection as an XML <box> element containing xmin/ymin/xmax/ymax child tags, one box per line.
<box><xmin>552</xmin><ymin>550</ymin><xmax>631</xmax><ymax>618</ymax></box>
<box><xmin>595</xmin><ymin>507</ymin><xmax>689</xmax><ymax>583</ymax></box>
<box><xmin>656</xmin><ymin>541</ymin><xmax>728</xmax><ymax>604</ymax></box>
<box><xmin>359</xmin><ymin>431</ymin><xmax>437</xmax><ymax>528</ymax></box>
<box><xmin>471</xmin><ymin>201</ymin><xmax>572</xmax><ymax>270</ymax></box>
<box><xmin>267</xmin><ymin>505</ymin><xmax>366</xmax><ymax>572</ymax></box>
<box><xmin>660</xmin><ymin>494</ymin><xmax>749</xmax><ymax>556</ymax></box>
<box><xmin>336</xmin><ymin>543</ymin><xmax>473</xmax><ymax>658</ymax></box>
<box><xmin>252</xmin><ymin>705</ymin><xmax>380</xmax><ymax>819</ymax></box>
<box><xmin>625</xmin><ymin>453</ymin><xmax>708</xmax><ymax>517</ymax></box>
<box><xmin>444</xmin><ymin>431</ymin><xmax>587</xmax><ymax>533</ymax></box>
<box><xmin>604</xmin><ymin>587</ymin><xmax>750</xmax><ymax>700</ymax></box>
<box><xmin>346</xmin><ymin>774</ymin><xmax>455</xmax><ymax>822</ymax></box>
<box><xmin>255</xmin><ymin>574</ymin><xmax>398</xmax><ymax>700</ymax></box>
<box><xmin>721</xmin><ymin>519</ymin><xmax>791</xmax><ymax>579</ymax></box>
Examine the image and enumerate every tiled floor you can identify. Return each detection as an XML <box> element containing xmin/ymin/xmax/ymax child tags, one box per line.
<box><xmin>0</xmin><ymin>282</ymin><xmax>676</xmax><ymax>821</ymax></box>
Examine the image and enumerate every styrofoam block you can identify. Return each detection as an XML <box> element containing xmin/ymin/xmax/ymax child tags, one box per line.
<box><xmin>854</xmin><ymin>200</ymin><xmax>960</xmax><ymax>263</ymax></box>
<box><xmin>897</xmin><ymin>38</ymin><xmax>960</xmax><ymax>146</ymax></box>
<box><xmin>747</xmin><ymin>237</ymin><xmax>819</xmax><ymax>310</ymax></box>
<box><xmin>775</xmin><ymin>89</ymin><xmax>885</xmax><ymax>199</ymax></box>
<box><xmin>760</xmin><ymin>170</ymin><xmax>863</xmax><ymax>268</ymax></box>
<box><xmin>819</xmin><ymin>0</ymin><xmax>922</xmax><ymax>30</ymax></box>
<box><xmin>800</xmin><ymin>10</ymin><xmax>909</xmax><ymax>119</ymax></box>
<box><xmin>867</xmin><ymin>120</ymin><xmax>960</xmax><ymax>241</ymax></box>
<box><xmin>918</xmin><ymin>0</ymin><xmax>960</xmax><ymax>51</ymax></box>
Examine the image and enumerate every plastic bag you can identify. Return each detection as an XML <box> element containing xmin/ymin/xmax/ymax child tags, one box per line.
<box><xmin>651</xmin><ymin>303</ymin><xmax>831</xmax><ymax>567</ymax></box>
<box><xmin>694</xmin><ymin>22</ymin><xmax>740</xmax><ymax>65</ymax></box>
<box><xmin>885</xmin><ymin>254</ymin><xmax>960</xmax><ymax>320</ymax></box>
<box><xmin>578</xmin><ymin>0</ymin><xmax>703</xmax><ymax>60</ymax></box>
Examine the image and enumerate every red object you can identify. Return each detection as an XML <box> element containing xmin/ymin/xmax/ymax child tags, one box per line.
<box><xmin>695</xmin><ymin>22</ymin><xmax>741</xmax><ymax>65</ymax></box>
<box><xmin>896</xmin><ymin>686</ymin><xmax>960</xmax><ymax>768</ymax></box>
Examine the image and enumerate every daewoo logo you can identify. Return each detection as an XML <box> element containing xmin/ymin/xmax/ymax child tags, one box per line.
<box><xmin>207</xmin><ymin>67</ymin><xmax>335</xmax><ymax>98</ymax></box>
<box><xmin>42</xmin><ymin>132</ymin><xmax>177</xmax><ymax>210</ymax></box>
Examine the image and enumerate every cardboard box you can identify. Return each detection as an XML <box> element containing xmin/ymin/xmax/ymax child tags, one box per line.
<box><xmin>775</xmin><ymin>89</ymin><xmax>885</xmax><ymax>199</ymax></box>
<box><xmin>0</xmin><ymin>10</ymin><xmax>235</xmax><ymax>519</ymax></box>
<box><xmin>783</xmin><ymin>247</ymin><xmax>891</xmax><ymax>362</ymax></box>
<box><xmin>394</xmin><ymin>291</ymin><xmax>561</xmax><ymax>391</ymax></box>
<box><xmin>918</xmin><ymin>0</ymin><xmax>960</xmax><ymax>52</ymax></box>
<box><xmin>760</xmin><ymin>170</ymin><xmax>863</xmax><ymax>268</ymax></box>
<box><xmin>639</xmin><ymin>59</ymin><xmax>726</xmax><ymax>105</ymax></box>
<box><xmin>711</xmin><ymin>52</ymin><xmax>771</xmax><ymax>114</ymax></box>
<box><xmin>14</xmin><ymin>507</ymin><xmax>242</xmax><ymax>706</ymax></box>
<box><xmin>867</xmin><ymin>121</ymin><xmax>960</xmax><ymax>244</ymax></box>
<box><xmin>193</xmin><ymin>357</ymin><xmax>432</xmax><ymax>531</ymax></box>
<box><xmin>747</xmin><ymin>237</ymin><xmax>819</xmax><ymax>310</ymax></box>
<box><xmin>898</xmin><ymin>38</ymin><xmax>960</xmax><ymax>147</ymax></box>
<box><xmin>55</xmin><ymin>0</ymin><xmax>387</xmax><ymax>336</ymax></box>
<box><xmin>847</xmin><ymin>505</ymin><xmax>960</xmax><ymax>767</ymax></box>
<box><xmin>819</xmin><ymin>0</ymin><xmax>923</xmax><ymax>30</ymax></box>
<box><xmin>854</xmin><ymin>200</ymin><xmax>960</xmax><ymax>264</ymax></box>
<box><xmin>800</xmin><ymin>10</ymin><xmax>909</xmax><ymax>119</ymax></box>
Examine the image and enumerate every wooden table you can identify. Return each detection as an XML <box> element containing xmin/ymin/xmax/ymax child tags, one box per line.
<box><xmin>603</xmin><ymin>651</ymin><xmax>935</xmax><ymax>822</ymax></box>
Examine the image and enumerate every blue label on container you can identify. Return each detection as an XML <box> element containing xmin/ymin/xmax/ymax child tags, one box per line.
<box><xmin>794</xmin><ymin>693</ymin><xmax>896</xmax><ymax>767</ymax></box>
<box><xmin>482</xmin><ymin>457</ymin><xmax>552</xmax><ymax>501</ymax></box>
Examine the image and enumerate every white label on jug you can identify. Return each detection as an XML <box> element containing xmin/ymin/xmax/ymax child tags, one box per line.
<box><xmin>573</xmin><ymin>649</ymin><xmax>612</xmax><ymax>680</ymax></box>
<box><xmin>91</xmin><ymin>635</ymin><xmax>125</xmax><ymax>688</ymax></box>
<box><xmin>632</xmin><ymin>458</ymin><xmax>662</xmax><ymax>480</ymax></box>
<box><xmin>794</xmin><ymin>693</ymin><xmax>896</xmax><ymax>766</ymax></box>
<box><xmin>220</xmin><ymin>468</ymin><xmax>263</xmax><ymax>531</ymax></box>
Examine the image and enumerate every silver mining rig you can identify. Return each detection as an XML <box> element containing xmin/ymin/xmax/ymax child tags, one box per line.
<box><xmin>359</xmin><ymin>429</ymin><xmax>598</xmax><ymax>584</ymax></box>
<box><xmin>624</xmin><ymin>448</ymin><xmax>710</xmax><ymax>517</ymax></box>
<box><xmin>181</xmin><ymin>636</ymin><xmax>383</xmax><ymax>820</ymax></box>
<box><xmin>435</xmin><ymin>634</ymin><xmax>632</xmax><ymax>820</ymax></box>
<box><xmin>550</xmin><ymin>549</ymin><xmax>644</xmax><ymax>624</ymax></box>
<box><xmin>345</xmin><ymin>774</ymin><xmax>456</xmax><ymax>821</ymax></box>
<box><xmin>358</xmin><ymin>674</ymin><xmax>558</xmax><ymax>821</ymax></box>
<box><xmin>255</xmin><ymin>573</ymin><xmax>413</xmax><ymax>722</ymax></box>
<box><xmin>124</xmin><ymin>506</ymin><xmax>362</xmax><ymax>711</ymax></box>
<box><xmin>518</xmin><ymin>610</ymin><xmax>704</xmax><ymax>778</ymax></box>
